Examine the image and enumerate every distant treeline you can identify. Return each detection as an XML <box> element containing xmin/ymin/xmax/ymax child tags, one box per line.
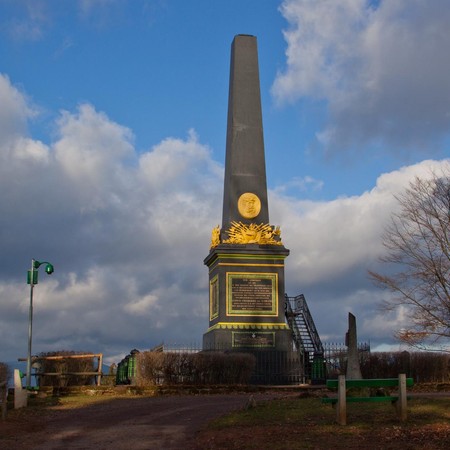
<box><xmin>327</xmin><ymin>351</ymin><xmax>449</xmax><ymax>383</ymax></box>
<box><xmin>361</xmin><ymin>351</ymin><xmax>450</xmax><ymax>382</ymax></box>
<box><xmin>0</xmin><ymin>362</ymin><xmax>10</xmax><ymax>384</ymax></box>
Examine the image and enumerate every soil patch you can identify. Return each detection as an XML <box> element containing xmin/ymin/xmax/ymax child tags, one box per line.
<box><xmin>0</xmin><ymin>392</ymin><xmax>278</xmax><ymax>449</ymax></box>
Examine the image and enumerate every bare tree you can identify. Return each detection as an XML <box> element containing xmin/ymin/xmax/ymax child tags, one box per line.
<box><xmin>369</xmin><ymin>167</ymin><xmax>450</xmax><ymax>351</ymax></box>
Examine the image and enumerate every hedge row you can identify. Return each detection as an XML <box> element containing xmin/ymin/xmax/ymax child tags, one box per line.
<box><xmin>135</xmin><ymin>351</ymin><xmax>256</xmax><ymax>386</ymax></box>
<box><xmin>0</xmin><ymin>362</ymin><xmax>10</xmax><ymax>384</ymax></box>
<box><xmin>360</xmin><ymin>351</ymin><xmax>450</xmax><ymax>382</ymax></box>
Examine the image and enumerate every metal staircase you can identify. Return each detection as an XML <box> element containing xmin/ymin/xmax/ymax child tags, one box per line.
<box><xmin>285</xmin><ymin>294</ymin><xmax>324</xmax><ymax>368</ymax></box>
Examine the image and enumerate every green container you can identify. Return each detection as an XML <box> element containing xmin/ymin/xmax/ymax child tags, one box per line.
<box><xmin>27</xmin><ymin>270</ymin><xmax>38</xmax><ymax>285</ymax></box>
<box><xmin>311</xmin><ymin>353</ymin><xmax>326</xmax><ymax>385</ymax></box>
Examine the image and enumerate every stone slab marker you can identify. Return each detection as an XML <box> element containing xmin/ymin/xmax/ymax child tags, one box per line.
<box><xmin>14</xmin><ymin>369</ymin><xmax>27</xmax><ymax>409</ymax></box>
<box><xmin>346</xmin><ymin>312</ymin><xmax>362</xmax><ymax>379</ymax></box>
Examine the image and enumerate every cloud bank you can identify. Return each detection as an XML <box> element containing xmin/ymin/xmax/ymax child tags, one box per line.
<box><xmin>273</xmin><ymin>0</ymin><xmax>450</xmax><ymax>154</ymax></box>
<box><xmin>1</xmin><ymin>72</ymin><xmax>447</xmax><ymax>363</ymax></box>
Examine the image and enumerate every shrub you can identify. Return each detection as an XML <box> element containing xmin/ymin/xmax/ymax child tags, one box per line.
<box><xmin>0</xmin><ymin>362</ymin><xmax>11</xmax><ymax>385</ymax></box>
<box><xmin>135</xmin><ymin>351</ymin><xmax>255</xmax><ymax>386</ymax></box>
<box><xmin>360</xmin><ymin>351</ymin><xmax>449</xmax><ymax>382</ymax></box>
<box><xmin>135</xmin><ymin>351</ymin><xmax>164</xmax><ymax>386</ymax></box>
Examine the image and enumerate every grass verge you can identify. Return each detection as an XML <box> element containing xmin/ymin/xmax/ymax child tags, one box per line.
<box><xmin>193</xmin><ymin>395</ymin><xmax>450</xmax><ymax>449</ymax></box>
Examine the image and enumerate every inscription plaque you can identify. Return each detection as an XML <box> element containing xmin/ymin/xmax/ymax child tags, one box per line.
<box><xmin>232</xmin><ymin>331</ymin><xmax>275</xmax><ymax>348</ymax></box>
<box><xmin>227</xmin><ymin>273</ymin><xmax>277</xmax><ymax>316</ymax></box>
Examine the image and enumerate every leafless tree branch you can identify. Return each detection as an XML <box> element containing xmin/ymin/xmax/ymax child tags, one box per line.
<box><xmin>369</xmin><ymin>166</ymin><xmax>450</xmax><ymax>350</ymax></box>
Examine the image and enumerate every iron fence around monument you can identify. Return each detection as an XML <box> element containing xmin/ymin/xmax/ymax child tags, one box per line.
<box><xmin>153</xmin><ymin>343</ymin><xmax>303</xmax><ymax>385</ymax></box>
<box><xmin>116</xmin><ymin>341</ymin><xmax>371</xmax><ymax>386</ymax></box>
<box><xmin>323</xmin><ymin>341</ymin><xmax>371</xmax><ymax>378</ymax></box>
<box><xmin>151</xmin><ymin>342</ymin><xmax>202</xmax><ymax>354</ymax></box>
<box><xmin>248</xmin><ymin>349</ymin><xmax>302</xmax><ymax>385</ymax></box>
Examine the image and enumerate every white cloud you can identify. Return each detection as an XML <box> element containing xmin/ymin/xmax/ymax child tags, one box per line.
<box><xmin>0</xmin><ymin>74</ymin><xmax>36</xmax><ymax>145</ymax></box>
<box><xmin>274</xmin><ymin>0</ymin><xmax>450</xmax><ymax>153</ymax></box>
<box><xmin>124</xmin><ymin>293</ymin><xmax>159</xmax><ymax>316</ymax></box>
<box><xmin>283</xmin><ymin>160</ymin><xmax>448</xmax><ymax>279</ymax></box>
<box><xmin>0</xmin><ymin>76</ymin><xmax>219</xmax><ymax>361</ymax></box>
<box><xmin>273</xmin><ymin>175</ymin><xmax>324</xmax><ymax>195</ymax></box>
<box><xmin>1</xmin><ymin>70</ymin><xmax>449</xmax><ymax>363</ymax></box>
<box><xmin>272</xmin><ymin>158</ymin><xmax>449</xmax><ymax>342</ymax></box>
<box><xmin>11</xmin><ymin>137</ymin><xmax>50</xmax><ymax>163</ymax></box>
<box><xmin>0</xmin><ymin>0</ymin><xmax>50</xmax><ymax>41</ymax></box>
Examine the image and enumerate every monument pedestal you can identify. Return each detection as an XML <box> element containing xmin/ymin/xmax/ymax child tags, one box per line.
<box><xmin>203</xmin><ymin>244</ymin><xmax>298</xmax><ymax>384</ymax></box>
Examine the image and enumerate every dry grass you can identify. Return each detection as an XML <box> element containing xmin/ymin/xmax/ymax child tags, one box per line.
<box><xmin>192</xmin><ymin>395</ymin><xmax>450</xmax><ymax>449</ymax></box>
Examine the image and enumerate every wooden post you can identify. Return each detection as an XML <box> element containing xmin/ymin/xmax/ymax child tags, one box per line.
<box><xmin>97</xmin><ymin>354</ymin><xmax>103</xmax><ymax>386</ymax></box>
<box><xmin>337</xmin><ymin>375</ymin><xmax>347</xmax><ymax>425</ymax></box>
<box><xmin>397</xmin><ymin>373</ymin><xmax>407</xmax><ymax>421</ymax></box>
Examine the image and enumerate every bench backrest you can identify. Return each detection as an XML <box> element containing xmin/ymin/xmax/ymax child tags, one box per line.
<box><xmin>326</xmin><ymin>378</ymin><xmax>414</xmax><ymax>389</ymax></box>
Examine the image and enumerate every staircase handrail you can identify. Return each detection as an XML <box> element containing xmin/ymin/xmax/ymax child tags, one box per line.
<box><xmin>284</xmin><ymin>294</ymin><xmax>305</xmax><ymax>354</ymax></box>
<box><xmin>295</xmin><ymin>294</ymin><xmax>324</xmax><ymax>354</ymax></box>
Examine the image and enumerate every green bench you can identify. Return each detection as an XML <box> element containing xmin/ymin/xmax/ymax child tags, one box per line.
<box><xmin>322</xmin><ymin>374</ymin><xmax>413</xmax><ymax>425</ymax></box>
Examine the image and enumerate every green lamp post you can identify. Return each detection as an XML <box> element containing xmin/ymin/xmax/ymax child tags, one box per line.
<box><xmin>26</xmin><ymin>259</ymin><xmax>54</xmax><ymax>388</ymax></box>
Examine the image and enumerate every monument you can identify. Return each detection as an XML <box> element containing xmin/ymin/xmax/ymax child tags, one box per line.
<box><xmin>203</xmin><ymin>35</ymin><xmax>295</xmax><ymax>382</ymax></box>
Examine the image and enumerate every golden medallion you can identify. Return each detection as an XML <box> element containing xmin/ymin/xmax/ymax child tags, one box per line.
<box><xmin>237</xmin><ymin>193</ymin><xmax>261</xmax><ymax>219</ymax></box>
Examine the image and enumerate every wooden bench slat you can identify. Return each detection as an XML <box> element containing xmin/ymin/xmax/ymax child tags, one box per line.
<box><xmin>326</xmin><ymin>378</ymin><xmax>413</xmax><ymax>389</ymax></box>
<box><xmin>322</xmin><ymin>395</ymin><xmax>412</xmax><ymax>404</ymax></box>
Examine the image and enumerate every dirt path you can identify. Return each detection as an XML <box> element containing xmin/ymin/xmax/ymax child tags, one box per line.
<box><xmin>4</xmin><ymin>391</ymin><xmax>448</xmax><ymax>449</ymax></box>
<box><xmin>1</xmin><ymin>393</ymin><xmax>275</xmax><ymax>450</ymax></box>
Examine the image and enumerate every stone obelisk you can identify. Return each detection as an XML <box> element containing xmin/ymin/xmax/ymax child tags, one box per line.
<box><xmin>203</xmin><ymin>36</ymin><xmax>293</xmax><ymax>382</ymax></box>
<box><xmin>221</xmin><ymin>34</ymin><xmax>269</xmax><ymax>232</ymax></box>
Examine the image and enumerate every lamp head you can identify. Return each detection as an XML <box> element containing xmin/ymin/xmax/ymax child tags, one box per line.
<box><xmin>33</xmin><ymin>260</ymin><xmax>54</xmax><ymax>274</ymax></box>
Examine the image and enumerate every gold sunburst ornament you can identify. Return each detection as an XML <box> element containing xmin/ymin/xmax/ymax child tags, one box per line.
<box><xmin>223</xmin><ymin>221</ymin><xmax>282</xmax><ymax>245</ymax></box>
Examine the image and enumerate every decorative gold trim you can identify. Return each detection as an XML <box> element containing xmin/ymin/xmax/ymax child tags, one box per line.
<box><xmin>209</xmin><ymin>223</ymin><xmax>284</xmax><ymax>249</ymax></box>
<box><xmin>238</xmin><ymin>192</ymin><xmax>261</xmax><ymax>219</ymax></box>
<box><xmin>218</xmin><ymin>263</ymin><xmax>285</xmax><ymax>267</ymax></box>
<box><xmin>209</xmin><ymin>263</ymin><xmax>284</xmax><ymax>276</ymax></box>
<box><xmin>223</xmin><ymin>221</ymin><xmax>283</xmax><ymax>245</ymax></box>
<box><xmin>209</xmin><ymin>275</ymin><xmax>219</xmax><ymax>321</ymax></box>
<box><xmin>207</xmin><ymin>322</ymin><xmax>289</xmax><ymax>332</ymax></box>
<box><xmin>215</xmin><ymin>253</ymin><xmax>287</xmax><ymax>260</ymax></box>
<box><xmin>210</xmin><ymin>225</ymin><xmax>220</xmax><ymax>248</ymax></box>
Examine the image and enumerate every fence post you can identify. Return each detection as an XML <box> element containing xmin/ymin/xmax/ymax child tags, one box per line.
<box><xmin>97</xmin><ymin>354</ymin><xmax>103</xmax><ymax>386</ymax></box>
<box><xmin>337</xmin><ymin>374</ymin><xmax>347</xmax><ymax>425</ymax></box>
<box><xmin>397</xmin><ymin>373</ymin><xmax>407</xmax><ymax>421</ymax></box>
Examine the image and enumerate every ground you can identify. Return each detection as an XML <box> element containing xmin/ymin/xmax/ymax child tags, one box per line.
<box><xmin>1</xmin><ymin>390</ymin><xmax>449</xmax><ymax>449</ymax></box>
<box><xmin>0</xmin><ymin>392</ymin><xmax>279</xmax><ymax>449</ymax></box>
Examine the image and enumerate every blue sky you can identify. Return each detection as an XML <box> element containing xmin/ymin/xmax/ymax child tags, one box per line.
<box><xmin>1</xmin><ymin>0</ymin><xmax>450</xmax><ymax>365</ymax></box>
